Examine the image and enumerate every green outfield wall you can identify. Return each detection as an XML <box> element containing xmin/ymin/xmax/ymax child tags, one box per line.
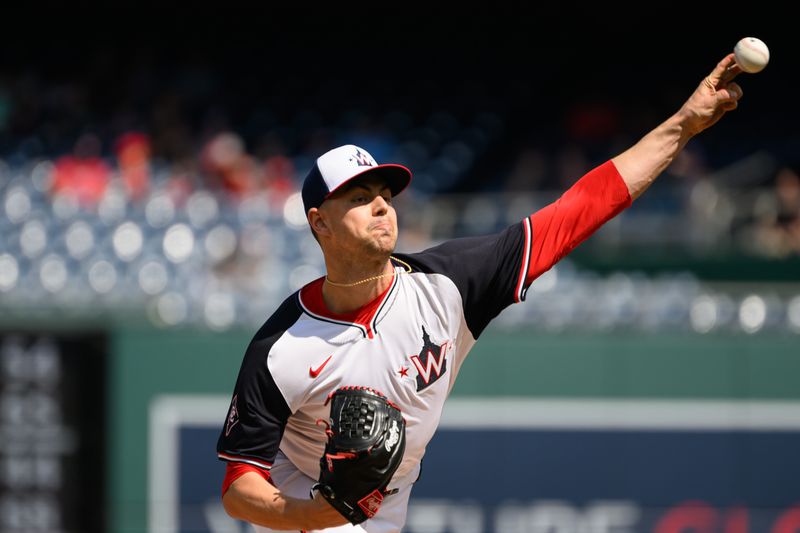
<box><xmin>107</xmin><ymin>327</ymin><xmax>800</xmax><ymax>532</ymax></box>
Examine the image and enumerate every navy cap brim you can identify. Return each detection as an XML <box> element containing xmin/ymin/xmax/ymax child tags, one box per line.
<box><xmin>323</xmin><ymin>164</ymin><xmax>412</xmax><ymax>200</ymax></box>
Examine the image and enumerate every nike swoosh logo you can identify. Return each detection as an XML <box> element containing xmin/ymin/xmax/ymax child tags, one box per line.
<box><xmin>309</xmin><ymin>355</ymin><xmax>333</xmax><ymax>378</ymax></box>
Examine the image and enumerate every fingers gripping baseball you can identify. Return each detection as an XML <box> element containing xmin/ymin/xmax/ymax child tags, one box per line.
<box><xmin>682</xmin><ymin>54</ymin><xmax>744</xmax><ymax>135</ymax></box>
<box><xmin>704</xmin><ymin>55</ymin><xmax>743</xmax><ymax>103</ymax></box>
<box><xmin>707</xmin><ymin>53</ymin><xmax>742</xmax><ymax>88</ymax></box>
<box><xmin>721</xmin><ymin>82</ymin><xmax>743</xmax><ymax>110</ymax></box>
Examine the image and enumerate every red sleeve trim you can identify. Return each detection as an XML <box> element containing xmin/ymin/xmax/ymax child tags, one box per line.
<box><xmin>525</xmin><ymin>160</ymin><xmax>632</xmax><ymax>286</ymax></box>
<box><xmin>221</xmin><ymin>462</ymin><xmax>272</xmax><ymax>497</ymax></box>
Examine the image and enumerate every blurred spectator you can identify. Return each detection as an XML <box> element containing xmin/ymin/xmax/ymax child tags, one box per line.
<box><xmin>744</xmin><ymin>167</ymin><xmax>800</xmax><ymax>257</ymax></box>
<box><xmin>505</xmin><ymin>147</ymin><xmax>549</xmax><ymax>191</ymax></box>
<box><xmin>201</xmin><ymin>131</ymin><xmax>260</xmax><ymax>199</ymax></box>
<box><xmin>51</xmin><ymin>133</ymin><xmax>111</xmax><ymax>207</ymax></box>
<box><xmin>114</xmin><ymin>131</ymin><xmax>151</xmax><ymax>202</ymax></box>
<box><xmin>255</xmin><ymin>132</ymin><xmax>296</xmax><ymax>198</ymax></box>
<box><xmin>564</xmin><ymin>101</ymin><xmax>621</xmax><ymax>143</ymax></box>
<box><xmin>149</xmin><ymin>90</ymin><xmax>194</xmax><ymax>164</ymax></box>
<box><xmin>668</xmin><ymin>143</ymin><xmax>711</xmax><ymax>183</ymax></box>
<box><xmin>260</xmin><ymin>150</ymin><xmax>295</xmax><ymax>210</ymax></box>
<box><xmin>555</xmin><ymin>143</ymin><xmax>591</xmax><ymax>189</ymax></box>
<box><xmin>0</xmin><ymin>85</ymin><xmax>10</xmax><ymax>132</ymax></box>
<box><xmin>163</xmin><ymin>160</ymin><xmax>196</xmax><ymax>206</ymax></box>
<box><xmin>346</xmin><ymin>114</ymin><xmax>394</xmax><ymax>163</ymax></box>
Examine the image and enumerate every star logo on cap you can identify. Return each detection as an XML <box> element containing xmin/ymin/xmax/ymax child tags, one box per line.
<box><xmin>350</xmin><ymin>149</ymin><xmax>375</xmax><ymax>167</ymax></box>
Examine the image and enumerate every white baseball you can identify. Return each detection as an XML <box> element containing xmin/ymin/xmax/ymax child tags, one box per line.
<box><xmin>734</xmin><ymin>37</ymin><xmax>770</xmax><ymax>73</ymax></box>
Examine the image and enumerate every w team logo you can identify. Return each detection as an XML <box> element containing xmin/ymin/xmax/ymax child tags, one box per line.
<box><xmin>350</xmin><ymin>149</ymin><xmax>375</xmax><ymax>167</ymax></box>
<box><xmin>409</xmin><ymin>326</ymin><xmax>449</xmax><ymax>391</ymax></box>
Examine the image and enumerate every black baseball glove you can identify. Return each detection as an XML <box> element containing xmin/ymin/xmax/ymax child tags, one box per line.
<box><xmin>313</xmin><ymin>386</ymin><xmax>406</xmax><ymax>524</ymax></box>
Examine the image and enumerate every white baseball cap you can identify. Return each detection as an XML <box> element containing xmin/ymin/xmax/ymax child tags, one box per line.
<box><xmin>301</xmin><ymin>145</ymin><xmax>412</xmax><ymax>214</ymax></box>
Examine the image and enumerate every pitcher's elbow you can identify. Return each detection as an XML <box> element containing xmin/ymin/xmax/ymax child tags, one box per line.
<box><xmin>222</xmin><ymin>489</ymin><xmax>243</xmax><ymax>520</ymax></box>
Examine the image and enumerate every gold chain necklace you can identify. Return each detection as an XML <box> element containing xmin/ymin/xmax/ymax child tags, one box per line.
<box><xmin>324</xmin><ymin>256</ymin><xmax>413</xmax><ymax>288</ymax></box>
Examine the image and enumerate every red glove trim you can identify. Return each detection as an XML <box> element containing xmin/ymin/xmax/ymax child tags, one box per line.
<box><xmin>358</xmin><ymin>489</ymin><xmax>385</xmax><ymax>519</ymax></box>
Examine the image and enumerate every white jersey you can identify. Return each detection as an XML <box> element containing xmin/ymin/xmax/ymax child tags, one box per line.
<box><xmin>217</xmin><ymin>219</ymin><xmax>533</xmax><ymax>532</ymax></box>
<box><xmin>215</xmin><ymin>158</ymin><xmax>634</xmax><ymax>532</ymax></box>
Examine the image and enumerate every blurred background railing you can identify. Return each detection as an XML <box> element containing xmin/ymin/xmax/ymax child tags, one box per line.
<box><xmin>1</xmin><ymin>147</ymin><xmax>798</xmax><ymax>334</ymax></box>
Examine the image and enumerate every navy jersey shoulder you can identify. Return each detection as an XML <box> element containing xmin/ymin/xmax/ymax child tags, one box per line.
<box><xmin>216</xmin><ymin>292</ymin><xmax>302</xmax><ymax>468</ymax></box>
<box><xmin>394</xmin><ymin>220</ymin><xmax>528</xmax><ymax>338</ymax></box>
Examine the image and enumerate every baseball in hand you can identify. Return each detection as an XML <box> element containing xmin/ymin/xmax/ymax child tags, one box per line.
<box><xmin>733</xmin><ymin>37</ymin><xmax>769</xmax><ymax>73</ymax></box>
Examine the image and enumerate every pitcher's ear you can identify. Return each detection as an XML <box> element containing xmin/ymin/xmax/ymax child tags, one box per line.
<box><xmin>308</xmin><ymin>207</ymin><xmax>329</xmax><ymax>237</ymax></box>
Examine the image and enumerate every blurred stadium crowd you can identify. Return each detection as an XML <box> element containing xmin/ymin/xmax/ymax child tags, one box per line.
<box><xmin>1</xmin><ymin>26</ymin><xmax>798</xmax><ymax>334</ymax></box>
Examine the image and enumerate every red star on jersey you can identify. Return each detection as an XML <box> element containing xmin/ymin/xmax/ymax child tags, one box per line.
<box><xmin>398</xmin><ymin>366</ymin><xmax>409</xmax><ymax>378</ymax></box>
